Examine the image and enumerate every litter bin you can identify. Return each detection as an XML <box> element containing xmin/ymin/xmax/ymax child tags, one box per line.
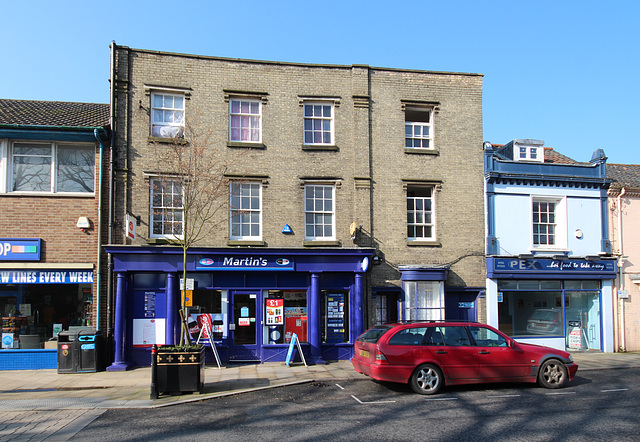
<box><xmin>57</xmin><ymin>330</ymin><xmax>104</xmax><ymax>373</ymax></box>
<box><xmin>57</xmin><ymin>330</ymin><xmax>79</xmax><ymax>373</ymax></box>
<box><xmin>77</xmin><ymin>330</ymin><xmax>104</xmax><ymax>373</ymax></box>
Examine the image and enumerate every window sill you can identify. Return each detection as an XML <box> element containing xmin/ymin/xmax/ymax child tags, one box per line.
<box><xmin>227</xmin><ymin>142</ymin><xmax>266</xmax><ymax>149</ymax></box>
<box><xmin>407</xmin><ymin>240</ymin><xmax>442</xmax><ymax>247</ymax></box>
<box><xmin>148</xmin><ymin>136</ymin><xmax>186</xmax><ymax>144</ymax></box>
<box><xmin>303</xmin><ymin>240</ymin><xmax>341</xmax><ymax>247</ymax></box>
<box><xmin>147</xmin><ymin>238</ymin><xmax>178</xmax><ymax>245</ymax></box>
<box><xmin>227</xmin><ymin>240</ymin><xmax>266</xmax><ymax>247</ymax></box>
<box><xmin>405</xmin><ymin>147</ymin><xmax>439</xmax><ymax>155</ymax></box>
<box><xmin>302</xmin><ymin>145</ymin><xmax>339</xmax><ymax>152</ymax></box>
<box><xmin>530</xmin><ymin>247</ymin><xmax>570</xmax><ymax>254</ymax></box>
<box><xmin>2</xmin><ymin>192</ymin><xmax>95</xmax><ymax>198</ymax></box>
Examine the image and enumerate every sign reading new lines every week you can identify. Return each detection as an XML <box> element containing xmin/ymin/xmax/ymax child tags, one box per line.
<box><xmin>0</xmin><ymin>271</ymin><xmax>94</xmax><ymax>284</ymax></box>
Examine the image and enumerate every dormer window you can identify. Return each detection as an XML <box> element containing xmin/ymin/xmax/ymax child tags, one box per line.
<box><xmin>519</xmin><ymin>145</ymin><xmax>540</xmax><ymax>162</ymax></box>
<box><xmin>511</xmin><ymin>139</ymin><xmax>544</xmax><ymax>163</ymax></box>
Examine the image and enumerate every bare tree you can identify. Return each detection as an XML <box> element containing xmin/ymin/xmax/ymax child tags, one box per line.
<box><xmin>152</xmin><ymin>120</ymin><xmax>230</xmax><ymax>345</ymax></box>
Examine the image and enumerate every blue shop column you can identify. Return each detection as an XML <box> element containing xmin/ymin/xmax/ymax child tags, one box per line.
<box><xmin>166</xmin><ymin>273</ymin><xmax>177</xmax><ymax>346</ymax></box>
<box><xmin>107</xmin><ymin>272</ymin><xmax>129</xmax><ymax>371</ymax></box>
<box><xmin>308</xmin><ymin>273</ymin><xmax>325</xmax><ymax>364</ymax></box>
<box><xmin>352</xmin><ymin>273</ymin><xmax>365</xmax><ymax>343</ymax></box>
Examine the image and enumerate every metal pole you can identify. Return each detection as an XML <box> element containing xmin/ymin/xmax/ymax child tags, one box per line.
<box><xmin>150</xmin><ymin>344</ymin><xmax>158</xmax><ymax>399</ymax></box>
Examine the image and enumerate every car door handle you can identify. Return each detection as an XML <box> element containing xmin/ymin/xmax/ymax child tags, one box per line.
<box><xmin>435</xmin><ymin>350</ymin><xmax>448</xmax><ymax>354</ymax></box>
<box><xmin>478</xmin><ymin>350</ymin><xmax>491</xmax><ymax>355</ymax></box>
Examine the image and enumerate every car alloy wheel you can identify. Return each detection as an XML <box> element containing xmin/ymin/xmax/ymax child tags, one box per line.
<box><xmin>538</xmin><ymin>359</ymin><xmax>568</xmax><ymax>389</ymax></box>
<box><xmin>410</xmin><ymin>364</ymin><xmax>443</xmax><ymax>395</ymax></box>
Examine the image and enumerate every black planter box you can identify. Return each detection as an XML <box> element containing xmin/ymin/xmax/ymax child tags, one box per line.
<box><xmin>156</xmin><ymin>346</ymin><xmax>205</xmax><ymax>394</ymax></box>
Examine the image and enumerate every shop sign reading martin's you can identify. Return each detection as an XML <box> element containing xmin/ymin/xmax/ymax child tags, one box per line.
<box><xmin>196</xmin><ymin>255</ymin><xmax>294</xmax><ymax>271</ymax></box>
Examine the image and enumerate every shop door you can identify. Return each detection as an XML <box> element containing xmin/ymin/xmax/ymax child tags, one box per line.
<box><xmin>565</xmin><ymin>291</ymin><xmax>601</xmax><ymax>351</ymax></box>
<box><xmin>229</xmin><ymin>291</ymin><xmax>260</xmax><ymax>362</ymax></box>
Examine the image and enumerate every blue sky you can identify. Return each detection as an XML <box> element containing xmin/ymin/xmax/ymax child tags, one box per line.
<box><xmin>1</xmin><ymin>0</ymin><xmax>638</xmax><ymax>164</ymax></box>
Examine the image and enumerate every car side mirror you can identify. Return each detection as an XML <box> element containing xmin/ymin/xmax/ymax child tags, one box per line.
<box><xmin>508</xmin><ymin>339</ymin><xmax>516</xmax><ymax>348</ymax></box>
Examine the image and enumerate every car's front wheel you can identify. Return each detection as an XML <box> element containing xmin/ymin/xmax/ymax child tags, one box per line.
<box><xmin>410</xmin><ymin>364</ymin><xmax>443</xmax><ymax>395</ymax></box>
<box><xmin>538</xmin><ymin>359</ymin><xmax>569</xmax><ymax>389</ymax></box>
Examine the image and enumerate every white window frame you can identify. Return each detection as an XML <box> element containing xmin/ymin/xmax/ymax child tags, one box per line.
<box><xmin>150</xmin><ymin>92</ymin><xmax>185</xmax><ymax>138</ymax></box>
<box><xmin>304</xmin><ymin>184</ymin><xmax>335</xmax><ymax>241</ymax></box>
<box><xmin>407</xmin><ymin>185</ymin><xmax>435</xmax><ymax>241</ymax></box>
<box><xmin>402</xmin><ymin>280</ymin><xmax>445</xmax><ymax>321</ymax></box>
<box><xmin>150</xmin><ymin>177</ymin><xmax>184</xmax><ymax>239</ymax></box>
<box><xmin>303</xmin><ymin>102</ymin><xmax>334</xmax><ymax>145</ymax></box>
<box><xmin>8</xmin><ymin>141</ymin><xmax>95</xmax><ymax>194</ymax></box>
<box><xmin>229</xmin><ymin>181</ymin><xmax>262</xmax><ymax>241</ymax></box>
<box><xmin>405</xmin><ymin>107</ymin><xmax>433</xmax><ymax>149</ymax></box>
<box><xmin>229</xmin><ymin>98</ymin><xmax>262</xmax><ymax>143</ymax></box>
<box><xmin>531</xmin><ymin>196</ymin><xmax>567</xmax><ymax>250</ymax></box>
<box><xmin>518</xmin><ymin>146</ymin><xmax>541</xmax><ymax>162</ymax></box>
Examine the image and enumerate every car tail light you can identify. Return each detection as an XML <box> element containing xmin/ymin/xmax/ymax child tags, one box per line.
<box><xmin>375</xmin><ymin>349</ymin><xmax>389</xmax><ymax>365</ymax></box>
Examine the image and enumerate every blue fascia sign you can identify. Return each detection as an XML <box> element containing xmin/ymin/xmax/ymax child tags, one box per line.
<box><xmin>0</xmin><ymin>238</ymin><xmax>41</xmax><ymax>261</ymax></box>
<box><xmin>195</xmin><ymin>255</ymin><xmax>294</xmax><ymax>271</ymax></box>
<box><xmin>493</xmin><ymin>258</ymin><xmax>616</xmax><ymax>274</ymax></box>
<box><xmin>0</xmin><ymin>270</ymin><xmax>94</xmax><ymax>284</ymax></box>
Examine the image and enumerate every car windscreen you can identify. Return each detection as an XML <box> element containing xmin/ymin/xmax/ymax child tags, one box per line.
<box><xmin>530</xmin><ymin>310</ymin><xmax>558</xmax><ymax>322</ymax></box>
<box><xmin>357</xmin><ymin>325</ymin><xmax>394</xmax><ymax>343</ymax></box>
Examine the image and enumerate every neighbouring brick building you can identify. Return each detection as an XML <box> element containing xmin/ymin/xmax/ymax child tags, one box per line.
<box><xmin>0</xmin><ymin>99</ymin><xmax>110</xmax><ymax>369</ymax></box>
<box><xmin>607</xmin><ymin>164</ymin><xmax>640</xmax><ymax>352</ymax></box>
<box><xmin>106</xmin><ymin>44</ymin><xmax>485</xmax><ymax>369</ymax></box>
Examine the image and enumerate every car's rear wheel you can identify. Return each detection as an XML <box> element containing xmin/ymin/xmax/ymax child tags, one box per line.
<box><xmin>410</xmin><ymin>364</ymin><xmax>443</xmax><ymax>395</ymax></box>
<box><xmin>538</xmin><ymin>359</ymin><xmax>568</xmax><ymax>389</ymax></box>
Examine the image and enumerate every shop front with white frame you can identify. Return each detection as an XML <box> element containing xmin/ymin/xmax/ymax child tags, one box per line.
<box><xmin>486</xmin><ymin>257</ymin><xmax>617</xmax><ymax>352</ymax></box>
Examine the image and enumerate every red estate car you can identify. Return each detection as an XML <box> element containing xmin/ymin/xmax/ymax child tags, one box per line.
<box><xmin>352</xmin><ymin>321</ymin><xmax>578</xmax><ymax>395</ymax></box>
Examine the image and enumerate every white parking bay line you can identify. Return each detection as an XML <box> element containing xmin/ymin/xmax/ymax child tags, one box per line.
<box><xmin>351</xmin><ymin>395</ymin><xmax>396</xmax><ymax>404</ymax></box>
<box><xmin>335</xmin><ymin>384</ymin><xmax>345</xmax><ymax>390</ymax></box>
<box><xmin>545</xmin><ymin>391</ymin><xmax>577</xmax><ymax>396</ymax></box>
<box><xmin>424</xmin><ymin>397</ymin><xmax>458</xmax><ymax>401</ymax></box>
<box><xmin>601</xmin><ymin>388</ymin><xmax>629</xmax><ymax>393</ymax></box>
<box><xmin>488</xmin><ymin>394</ymin><xmax>521</xmax><ymax>398</ymax></box>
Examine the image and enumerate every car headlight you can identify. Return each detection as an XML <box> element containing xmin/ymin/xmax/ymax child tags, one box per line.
<box><xmin>567</xmin><ymin>354</ymin><xmax>574</xmax><ymax>362</ymax></box>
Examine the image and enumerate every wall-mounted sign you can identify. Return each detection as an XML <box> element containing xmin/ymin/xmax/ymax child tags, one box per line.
<box><xmin>196</xmin><ymin>255</ymin><xmax>294</xmax><ymax>271</ymax></box>
<box><xmin>0</xmin><ymin>270</ymin><xmax>93</xmax><ymax>284</ymax></box>
<box><xmin>492</xmin><ymin>258</ymin><xmax>616</xmax><ymax>274</ymax></box>
<box><xmin>0</xmin><ymin>239</ymin><xmax>41</xmax><ymax>261</ymax></box>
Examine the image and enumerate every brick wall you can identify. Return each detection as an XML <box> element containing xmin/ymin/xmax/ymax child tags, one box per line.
<box><xmin>113</xmin><ymin>46</ymin><xmax>486</xmax><ymax>319</ymax></box>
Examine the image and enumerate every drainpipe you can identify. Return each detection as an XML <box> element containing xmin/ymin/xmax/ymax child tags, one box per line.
<box><xmin>617</xmin><ymin>187</ymin><xmax>626</xmax><ymax>351</ymax></box>
<box><xmin>94</xmin><ymin>129</ymin><xmax>106</xmax><ymax>331</ymax></box>
<box><xmin>107</xmin><ymin>41</ymin><xmax>117</xmax><ymax>338</ymax></box>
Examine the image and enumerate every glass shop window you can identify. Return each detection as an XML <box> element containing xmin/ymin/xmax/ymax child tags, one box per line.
<box><xmin>190</xmin><ymin>289</ymin><xmax>225</xmax><ymax>340</ymax></box>
<box><xmin>263</xmin><ymin>290</ymin><xmax>307</xmax><ymax>344</ymax></box>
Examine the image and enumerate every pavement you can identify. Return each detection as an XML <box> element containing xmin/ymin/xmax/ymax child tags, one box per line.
<box><xmin>1</xmin><ymin>351</ymin><xmax>640</xmax><ymax>411</ymax></box>
<box><xmin>1</xmin><ymin>352</ymin><xmax>640</xmax><ymax>441</ymax></box>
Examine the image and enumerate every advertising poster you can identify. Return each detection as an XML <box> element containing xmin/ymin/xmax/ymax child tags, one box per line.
<box><xmin>133</xmin><ymin>318</ymin><xmax>165</xmax><ymax>347</ymax></box>
<box><xmin>326</xmin><ymin>294</ymin><xmax>345</xmax><ymax>343</ymax></box>
<box><xmin>265</xmin><ymin>298</ymin><xmax>284</xmax><ymax>325</ymax></box>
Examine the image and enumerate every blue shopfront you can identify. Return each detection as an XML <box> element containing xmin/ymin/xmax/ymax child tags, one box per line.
<box><xmin>486</xmin><ymin>257</ymin><xmax>617</xmax><ymax>352</ymax></box>
<box><xmin>104</xmin><ymin>246</ymin><xmax>373</xmax><ymax>370</ymax></box>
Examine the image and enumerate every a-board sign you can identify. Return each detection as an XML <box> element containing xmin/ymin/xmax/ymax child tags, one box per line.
<box><xmin>285</xmin><ymin>333</ymin><xmax>307</xmax><ymax>367</ymax></box>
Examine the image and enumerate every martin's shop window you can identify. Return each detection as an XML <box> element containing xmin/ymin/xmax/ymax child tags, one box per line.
<box><xmin>263</xmin><ymin>290</ymin><xmax>307</xmax><ymax>344</ymax></box>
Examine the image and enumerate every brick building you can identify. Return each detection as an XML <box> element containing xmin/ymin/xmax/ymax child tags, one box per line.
<box><xmin>0</xmin><ymin>99</ymin><xmax>109</xmax><ymax>369</ymax></box>
<box><xmin>607</xmin><ymin>164</ymin><xmax>640</xmax><ymax>352</ymax></box>
<box><xmin>106</xmin><ymin>44</ymin><xmax>485</xmax><ymax>368</ymax></box>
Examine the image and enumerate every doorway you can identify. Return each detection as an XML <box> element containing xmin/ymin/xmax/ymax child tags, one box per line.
<box><xmin>229</xmin><ymin>291</ymin><xmax>260</xmax><ymax>362</ymax></box>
